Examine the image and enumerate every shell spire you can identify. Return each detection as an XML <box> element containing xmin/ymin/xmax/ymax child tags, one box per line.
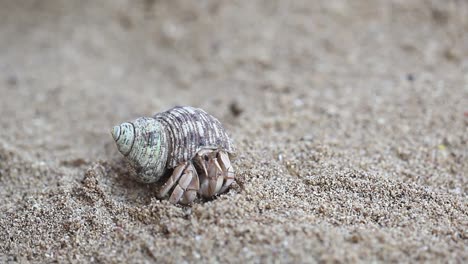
<box><xmin>111</xmin><ymin>118</ymin><xmax>169</xmax><ymax>183</ymax></box>
<box><xmin>112</xmin><ymin>122</ymin><xmax>135</xmax><ymax>156</ymax></box>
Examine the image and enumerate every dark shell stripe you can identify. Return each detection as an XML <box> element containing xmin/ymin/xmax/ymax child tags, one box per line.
<box><xmin>154</xmin><ymin>106</ymin><xmax>234</xmax><ymax>168</ymax></box>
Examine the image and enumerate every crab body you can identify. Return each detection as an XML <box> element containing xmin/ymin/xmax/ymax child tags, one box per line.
<box><xmin>111</xmin><ymin>106</ymin><xmax>235</xmax><ymax>204</ymax></box>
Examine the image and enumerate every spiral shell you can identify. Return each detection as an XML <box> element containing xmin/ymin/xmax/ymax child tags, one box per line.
<box><xmin>111</xmin><ymin>106</ymin><xmax>235</xmax><ymax>183</ymax></box>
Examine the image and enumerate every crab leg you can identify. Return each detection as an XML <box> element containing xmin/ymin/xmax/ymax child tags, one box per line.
<box><xmin>218</xmin><ymin>151</ymin><xmax>235</xmax><ymax>193</ymax></box>
<box><xmin>157</xmin><ymin>162</ymin><xmax>188</xmax><ymax>199</ymax></box>
<box><xmin>196</xmin><ymin>151</ymin><xmax>225</xmax><ymax>197</ymax></box>
<box><xmin>180</xmin><ymin>169</ymin><xmax>199</xmax><ymax>205</ymax></box>
<box><xmin>207</xmin><ymin>157</ymin><xmax>224</xmax><ymax>196</ymax></box>
<box><xmin>215</xmin><ymin>158</ymin><xmax>225</xmax><ymax>193</ymax></box>
<box><xmin>197</xmin><ymin>154</ymin><xmax>210</xmax><ymax>197</ymax></box>
<box><xmin>169</xmin><ymin>163</ymin><xmax>199</xmax><ymax>204</ymax></box>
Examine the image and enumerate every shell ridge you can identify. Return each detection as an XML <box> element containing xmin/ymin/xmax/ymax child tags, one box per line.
<box><xmin>177</xmin><ymin>108</ymin><xmax>190</xmax><ymax>163</ymax></box>
<box><xmin>178</xmin><ymin>108</ymin><xmax>192</xmax><ymax>163</ymax></box>
<box><xmin>126</xmin><ymin>122</ymin><xmax>137</xmax><ymax>156</ymax></box>
<box><xmin>185</xmin><ymin>108</ymin><xmax>199</xmax><ymax>162</ymax></box>
<box><xmin>155</xmin><ymin>113</ymin><xmax>178</xmax><ymax>168</ymax></box>
<box><xmin>154</xmin><ymin>106</ymin><xmax>235</xmax><ymax>169</ymax></box>
<box><xmin>166</xmin><ymin>109</ymin><xmax>185</xmax><ymax>168</ymax></box>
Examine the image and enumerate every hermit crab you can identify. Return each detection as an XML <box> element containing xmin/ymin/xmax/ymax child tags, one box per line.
<box><xmin>111</xmin><ymin>106</ymin><xmax>235</xmax><ymax>205</ymax></box>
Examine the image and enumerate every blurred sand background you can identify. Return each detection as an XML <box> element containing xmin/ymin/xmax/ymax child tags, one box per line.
<box><xmin>0</xmin><ymin>0</ymin><xmax>467</xmax><ymax>262</ymax></box>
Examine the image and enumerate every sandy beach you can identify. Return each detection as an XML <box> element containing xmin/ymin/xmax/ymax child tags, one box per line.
<box><xmin>0</xmin><ymin>0</ymin><xmax>467</xmax><ymax>262</ymax></box>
